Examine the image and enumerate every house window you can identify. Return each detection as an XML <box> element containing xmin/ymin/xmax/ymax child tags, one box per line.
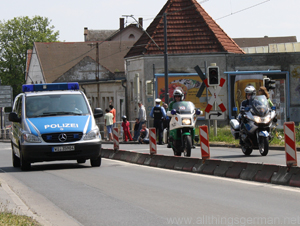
<box><xmin>129</xmin><ymin>34</ymin><xmax>135</xmax><ymax>39</ymax></box>
<box><xmin>146</xmin><ymin>80</ymin><xmax>154</xmax><ymax>96</ymax></box>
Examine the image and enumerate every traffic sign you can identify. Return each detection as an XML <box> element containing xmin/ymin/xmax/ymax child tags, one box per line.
<box><xmin>194</xmin><ymin>65</ymin><xmax>207</xmax><ymax>98</ymax></box>
<box><xmin>205</xmin><ymin>111</ymin><xmax>225</xmax><ymax>120</ymax></box>
<box><xmin>204</xmin><ymin>78</ymin><xmax>226</xmax><ymax>113</ymax></box>
<box><xmin>0</xmin><ymin>86</ymin><xmax>13</xmax><ymax>107</ymax></box>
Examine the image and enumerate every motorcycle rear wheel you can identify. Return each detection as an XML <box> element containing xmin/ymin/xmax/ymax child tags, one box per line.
<box><xmin>241</xmin><ymin>146</ymin><xmax>252</xmax><ymax>156</ymax></box>
<box><xmin>173</xmin><ymin>147</ymin><xmax>181</xmax><ymax>156</ymax></box>
<box><xmin>259</xmin><ymin>137</ymin><xmax>269</xmax><ymax>156</ymax></box>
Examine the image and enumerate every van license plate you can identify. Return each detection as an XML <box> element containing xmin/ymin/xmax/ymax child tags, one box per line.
<box><xmin>52</xmin><ymin>145</ymin><xmax>75</xmax><ymax>152</ymax></box>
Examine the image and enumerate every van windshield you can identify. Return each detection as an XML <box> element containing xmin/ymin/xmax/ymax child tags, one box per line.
<box><xmin>26</xmin><ymin>94</ymin><xmax>90</xmax><ymax>118</ymax></box>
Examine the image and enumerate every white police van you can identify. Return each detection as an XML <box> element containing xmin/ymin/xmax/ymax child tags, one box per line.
<box><xmin>9</xmin><ymin>82</ymin><xmax>103</xmax><ymax>171</ymax></box>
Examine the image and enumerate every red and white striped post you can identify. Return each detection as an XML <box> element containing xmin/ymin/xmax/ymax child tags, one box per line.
<box><xmin>113</xmin><ymin>128</ymin><xmax>119</xmax><ymax>151</ymax></box>
<box><xmin>199</xmin><ymin>125</ymin><xmax>210</xmax><ymax>160</ymax></box>
<box><xmin>149</xmin><ymin>128</ymin><xmax>157</xmax><ymax>155</ymax></box>
<box><xmin>284</xmin><ymin>122</ymin><xmax>297</xmax><ymax>167</ymax></box>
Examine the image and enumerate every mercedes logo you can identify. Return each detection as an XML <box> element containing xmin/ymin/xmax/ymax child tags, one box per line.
<box><xmin>58</xmin><ymin>133</ymin><xmax>67</xmax><ymax>142</ymax></box>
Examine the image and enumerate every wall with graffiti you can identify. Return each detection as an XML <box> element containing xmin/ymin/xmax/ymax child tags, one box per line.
<box><xmin>155</xmin><ymin>73</ymin><xmax>207</xmax><ymax>111</ymax></box>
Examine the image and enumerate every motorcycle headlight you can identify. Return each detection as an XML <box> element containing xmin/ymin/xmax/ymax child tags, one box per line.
<box><xmin>182</xmin><ymin>118</ymin><xmax>191</xmax><ymax>125</ymax></box>
<box><xmin>253</xmin><ymin>115</ymin><xmax>271</xmax><ymax>123</ymax></box>
<box><xmin>83</xmin><ymin>128</ymin><xmax>100</xmax><ymax>140</ymax></box>
<box><xmin>22</xmin><ymin>133</ymin><xmax>42</xmax><ymax>143</ymax></box>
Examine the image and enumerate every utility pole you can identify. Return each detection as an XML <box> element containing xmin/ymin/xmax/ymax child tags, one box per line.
<box><xmin>88</xmin><ymin>42</ymin><xmax>100</xmax><ymax>80</ymax></box>
<box><xmin>96</xmin><ymin>42</ymin><xmax>99</xmax><ymax>80</ymax></box>
<box><xmin>163</xmin><ymin>13</ymin><xmax>169</xmax><ymax>104</ymax></box>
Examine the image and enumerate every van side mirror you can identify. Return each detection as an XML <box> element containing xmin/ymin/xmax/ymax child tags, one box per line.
<box><xmin>9</xmin><ymin>112</ymin><xmax>21</xmax><ymax>123</ymax></box>
<box><xmin>94</xmin><ymin>108</ymin><xmax>103</xmax><ymax>118</ymax></box>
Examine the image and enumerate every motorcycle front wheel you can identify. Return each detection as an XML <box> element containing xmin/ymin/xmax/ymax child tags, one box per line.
<box><xmin>183</xmin><ymin>135</ymin><xmax>192</xmax><ymax>157</ymax></box>
<box><xmin>259</xmin><ymin>136</ymin><xmax>269</xmax><ymax>156</ymax></box>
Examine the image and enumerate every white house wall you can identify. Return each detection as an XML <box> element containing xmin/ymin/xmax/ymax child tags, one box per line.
<box><xmin>54</xmin><ymin>56</ymin><xmax>111</xmax><ymax>82</ymax></box>
<box><xmin>26</xmin><ymin>46</ymin><xmax>44</xmax><ymax>84</ymax></box>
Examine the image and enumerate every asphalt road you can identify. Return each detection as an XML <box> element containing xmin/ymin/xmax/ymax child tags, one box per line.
<box><xmin>102</xmin><ymin>143</ymin><xmax>297</xmax><ymax>166</ymax></box>
<box><xmin>1</xmin><ymin>142</ymin><xmax>300</xmax><ymax>226</ymax></box>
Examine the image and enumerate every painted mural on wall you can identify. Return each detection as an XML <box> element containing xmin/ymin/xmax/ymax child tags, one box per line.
<box><xmin>290</xmin><ymin>65</ymin><xmax>300</xmax><ymax>105</ymax></box>
<box><xmin>155</xmin><ymin>74</ymin><xmax>206</xmax><ymax>111</ymax></box>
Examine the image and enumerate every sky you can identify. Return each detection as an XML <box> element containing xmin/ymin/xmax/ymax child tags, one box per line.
<box><xmin>1</xmin><ymin>0</ymin><xmax>300</xmax><ymax>42</ymax></box>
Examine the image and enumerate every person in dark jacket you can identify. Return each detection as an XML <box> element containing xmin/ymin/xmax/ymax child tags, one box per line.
<box><xmin>133</xmin><ymin>118</ymin><xmax>140</xmax><ymax>141</ymax></box>
<box><xmin>150</xmin><ymin>98</ymin><xmax>166</xmax><ymax>145</ymax></box>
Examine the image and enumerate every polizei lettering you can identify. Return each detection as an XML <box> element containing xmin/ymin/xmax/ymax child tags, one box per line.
<box><xmin>44</xmin><ymin>123</ymin><xmax>79</xmax><ymax>129</ymax></box>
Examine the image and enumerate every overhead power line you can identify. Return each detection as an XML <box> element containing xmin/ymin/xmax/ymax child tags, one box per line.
<box><xmin>215</xmin><ymin>0</ymin><xmax>271</xmax><ymax>20</ymax></box>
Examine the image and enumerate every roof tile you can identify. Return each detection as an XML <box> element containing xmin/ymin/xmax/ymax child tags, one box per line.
<box><xmin>125</xmin><ymin>0</ymin><xmax>244</xmax><ymax>58</ymax></box>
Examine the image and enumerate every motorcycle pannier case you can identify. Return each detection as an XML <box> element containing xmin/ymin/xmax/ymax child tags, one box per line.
<box><xmin>230</xmin><ymin>119</ymin><xmax>240</xmax><ymax>140</ymax></box>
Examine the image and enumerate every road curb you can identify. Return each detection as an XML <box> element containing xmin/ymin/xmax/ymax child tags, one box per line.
<box><xmin>102</xmin><ymin>148</ymin><xmax>300</xmax><ymax>188</ymax></box>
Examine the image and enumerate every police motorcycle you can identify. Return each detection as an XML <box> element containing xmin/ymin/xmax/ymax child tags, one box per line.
<box><xmin>230</xmin><ymin>94</ymin><xmax>277</xmax><ymax>156</ymax></box>
<box><xmin>166</xmin><ymin>101</ymin><xmax>202</xmax><ymax>157</ymax></box>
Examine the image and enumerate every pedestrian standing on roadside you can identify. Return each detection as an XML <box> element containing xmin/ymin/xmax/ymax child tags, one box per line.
<box><xmin>150</xmin><ymin>98</ymin><xmax>166</xmax><ymax>145</ymax></box>
<box><xmin>121</xmin><ymin>115</ymin><xmax>133</xmax><ymax>142</ymax></box>
<box><xmin>133</xmin><ymin>118</ymin><xmax>140</xmax><ymax>141</ymax></box>
<box><xmin>163</xmin><ymin>103</ymin><xmax>171</xmax><ymax>148</ymax></box>
<box><xmin>109</xmin><ymin>104</ymin><xmax>116</xmax><ymax>127</ymax></box>
<box><xmin>104</xmin><ymin>108</ymin><xmax>113</xmax><ymax>141</ymax></box>
<box><xmin>258</xmin><ymin>86</ymin><xmax>274</xmax><ymax>108</ymax></box>
<box><xmin>137</xmin><ymin>101</ymin><xmax>147</xmax><ymax>133</ymax></box>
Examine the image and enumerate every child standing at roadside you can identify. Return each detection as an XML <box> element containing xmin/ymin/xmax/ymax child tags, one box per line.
<box><xmin>122</xmin><ymin>115</ymin><xmax>133</xmax><ymax>142</ymax></box>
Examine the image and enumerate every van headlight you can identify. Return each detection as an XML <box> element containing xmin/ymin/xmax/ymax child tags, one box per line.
<box><xmin>22</xmin><ymin>133</ymin><xmax>42</xmax><ymax>143</ymax></box>
<box><xmin>182</xmin><ymin>118</ymin><xmax>191</xmax><ymax>125</ymax></box>
<box><xmin>83</xmin><ymin>128</ymin><xmax>100</xmax><ymax>140</ymax></box>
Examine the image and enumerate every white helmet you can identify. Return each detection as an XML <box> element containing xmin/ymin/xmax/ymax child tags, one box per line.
<box><xmin>155</xmin><ymin>98</ymin><xmax>161</xmax><ymax>103</ymax></box>
<box><xmin>244</xmin><ymin>85</ymin><xmax>256</xmax><ymax>99</ymax></box>
<box><xmin>173</xmin><ymin>89</ymin><xmax>184</xmax><ymax>101</ymax></box>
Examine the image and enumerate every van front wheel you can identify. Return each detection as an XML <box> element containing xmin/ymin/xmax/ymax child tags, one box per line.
<box><xmin>90</xmin><ymin>156</ymin><xmax>101</xmax><ymax>167</ymax></box>
<box><xmin>20</xmin><ymin>148</ymin><xmax>31</xmax><ymax>171</ymax></box>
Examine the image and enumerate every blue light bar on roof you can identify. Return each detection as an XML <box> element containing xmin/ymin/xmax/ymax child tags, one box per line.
<box><xmin>22</xmin><ymin>83</ymin><xmax>80</xmax><ymax>92</ymax></box>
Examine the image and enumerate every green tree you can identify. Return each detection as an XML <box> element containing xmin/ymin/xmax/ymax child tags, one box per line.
<box><xmin>0</xmin><ymin>16</ymin><xmax>59</xmax><ymax>97</ymax></box>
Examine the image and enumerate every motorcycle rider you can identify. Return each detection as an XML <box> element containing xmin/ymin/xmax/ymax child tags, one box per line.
<box><xmin>150</xmin><ymin>98</ymin><xmax>166</xmax><ymax>145</ymax></box>
<box><xmin>241</xmin><ymin>85</ymin><xmax>256</xmax><ymax>108</ymax></box>
<box><xmin>168</xmin><ymin>88</ymin><xmax>196</xmax><ymax>148</ymax></box>
<box><xmin>239</xmin><ymin>85</ymin><xmax>256</xmax><ymax>145</ymax></box>
<box><xmin>168</xmin><ymin>88</ymin><xmax>184</xmax><ymax>111</ymax></box>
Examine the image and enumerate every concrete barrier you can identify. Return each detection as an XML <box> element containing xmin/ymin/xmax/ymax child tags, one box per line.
<box><xmin>214</xmin><ymin>161</ymin><xmax>235</xmax><ymax>177</ymax></box>
<box><xmin>240</xmin><ymin>163</ymin><xmax>264</xmax><ymax>181</ymax></box>
<box><xmin>225</xmin><ymin>162</ymin><xmax>248</xmax><ymax>179</ymax></box>
<box><xmin>174</xmin><ymin>158</ymin><xmax>191</xmax><ymax>171</ymax></box>
<box><xmin>101</xmin><ymin>148</ymin><xmax>300</xmax><ymax>188</ymax></box>
<box><xmin>253</xmin><ymin>164</ymin><xmax>280</xmax><ymax>183</ymax></box>
<box><xmin>199</xmin><ymin>159</ymin><xmax>221</xmax><ymax>175</ymax></box>
<box><xmin>164</xmin><ymin>156</ymin><xmax>180</xmax><ymax>169</ymax></box>
<box><xmin>289</xmin><ymin>169</ymin><xmax>300</xmax><ymax>187</ymax></box>
<box><xmin>181</xmin><ymin>158</ymin><xmax>202</xmax><ymax>172</ymax></box>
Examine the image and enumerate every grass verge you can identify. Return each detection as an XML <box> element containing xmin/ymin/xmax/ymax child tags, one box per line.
<box><xmin>0</xmin><ymin>190</ymin><xmax>41</xmax><ymax>226</ymax></box>
<box><xmin>0</xmin><ymin>211</ymin><xmax>41</xmax><ymax>226</ymax></box>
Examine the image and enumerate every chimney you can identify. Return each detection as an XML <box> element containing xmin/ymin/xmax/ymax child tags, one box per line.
<box><xmin>84</xmin><ymin>27</ymin><xmax>88</xmax><ymax>42</ymax></box>
<box><xmin>120</xmin><ymin>18</ymin><xmax>125</xmax><ymax>30</ymax></box>
<box><xmin>138</xmin><ymin>18</ymin><xmax>143</xmax><ymax>28</ymax></box>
